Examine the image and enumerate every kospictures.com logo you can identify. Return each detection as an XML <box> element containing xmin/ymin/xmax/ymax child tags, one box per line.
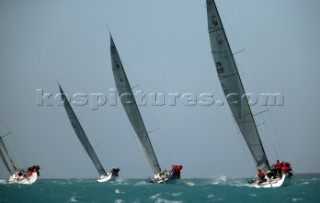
<box><xmin>36</xmin><ymin>88</ymin><xmax>284</xmax><ymax>110</ymax></box>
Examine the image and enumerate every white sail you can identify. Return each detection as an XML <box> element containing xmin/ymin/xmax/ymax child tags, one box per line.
<box><xmin>206</xmin><ymin>0</ymin><xmax>269</xmax><ymax>169</ymax></box>
<box><xmin>110</xmin><ymin>35</ymin><xmax>161</xmax><ymax>175</ymax></box>
<box><xmin>58</xmin><ymin>84</ymin><xmax>108</xmax><ymax>177</ymax></box>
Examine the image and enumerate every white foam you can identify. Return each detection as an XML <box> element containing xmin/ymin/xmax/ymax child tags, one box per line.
<box><xmin>70</xmin><ymin>196</ymin><xmax>77</xmax><ymax>202</ymax></box>
<box><xmin>115</xmin><ymin>189</ymin><xmax>125</xmax><ymax>194</ymax></box>
<box><xmin>185</xmin><ymin>181</ymin><xmax>195</xmax><ymax>186</ymax></box>
<box><xmin>210</xmin><ymin>176</ymin><xmax>227</xmax><ymax>185</ymax></box>
<box><xmin>134</xmin><ymin>181</ymin><xmax>147</xmax><ymax>186</ymax></box>
<box><xmin>154</xmin><ymin>198</ymin><xmax>182</xmax><ymax>203</ymax></box>
<box><xmin>150</xmin><ymin>193</ymin><xmax>161</xmax><ymax>199</ymax></box>
<box><xmin>114</xmin><ymin>199</ymin><xmax>125</xmax><ymax>203</ymax></box>
<box><xmin>207</xmin><ymin>194</ymin><xmax>215</xmax><ymax>199</ymax></box>
<box><xmin>150</xmin><ymin>193</ymin><xmax>182</xmax><ymax>203</ymax></box>
<box><xmin>0</xmin><ymin>179</ymin><xmax>8</xmax><ymax>184</ymax></box>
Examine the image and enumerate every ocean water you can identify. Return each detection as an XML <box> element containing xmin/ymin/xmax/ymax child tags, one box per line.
<box><xmin>1</xmin><ymin>176</ymin><xmax>319</xmax><ymax>203</ymax></box>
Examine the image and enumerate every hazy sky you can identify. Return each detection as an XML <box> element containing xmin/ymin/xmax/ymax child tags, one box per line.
<box><xmin>1</xmin><ymin>0</ymin><xmax>319</xmax><ymax>179</ymax></box>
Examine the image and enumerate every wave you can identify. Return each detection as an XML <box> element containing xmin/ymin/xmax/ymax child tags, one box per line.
<box><xmin>0</xmin><ymin>179</ymin><xmax>8</xmax><ymax>184</ymax></box>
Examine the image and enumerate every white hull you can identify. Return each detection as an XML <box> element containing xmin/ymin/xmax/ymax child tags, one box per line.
<box><xmin>148</xmin><ymin>173</ymin><xmax>179</xmax><ymax>184</ymax></box>
<box><xmin>250</xmin><ymin>173</ymin><xmax>290</xmax><ymax>188</ymax></box>
<box><xmin>97</xmin><ymin>173</ymin><xmax>117</xmax><ymax>182</ymax></box>
<box><xmin>157</xmin><ymin>178</ymin><xmax>177</xmax><ymax>184</ymax></box>
<box><xmin>8</xmin><ymin>172</ymin><xmax>38</xmax><ymax>185</ymax></box>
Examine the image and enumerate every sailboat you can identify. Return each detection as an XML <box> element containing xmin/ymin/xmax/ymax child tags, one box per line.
<box><xmin>109</xmin><ymin>34</ymin><xmax>182</xmax><ymax>184</ymax></box>
<box><xmin>0</xmin><ymin>131</ymin><xmax>40</xmax><ymax>184</ymax></box>
<box><xmin>58</xmin><ymin>83</ymin><xmax>120</xmax><ymax>182</ymax></box>
<box><xmin>206</xmin><ymin>0</ymin><xmax>292</xmax><ymax>188</ymax></box>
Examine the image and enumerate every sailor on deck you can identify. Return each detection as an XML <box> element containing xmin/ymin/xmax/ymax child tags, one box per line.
<box><xmin>272</xmin><ymin>160</ymin><xmax>282</xmax><ymax>177</ymax></box>
<box><xmin>257</xmin><ymin>169</ymin><xmax>266</xmax><ymax>184</ymax></box>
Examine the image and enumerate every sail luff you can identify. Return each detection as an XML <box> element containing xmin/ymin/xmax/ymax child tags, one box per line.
<box><xmin>206</xmin><ymin>0</ymin><xmax>269</xmax><ymax>169</ymax></box>
<box><xmin>0</xmin><ymin>136</ymin><xmax>18</xmax><ymax>173</ymax></box>
<box><xmin>58</xmin><ymin>84</ymin><xmax>107</xmax><ymax>176</ymax></box>
<box><xmin>110</xmin><ymin>35</ymin><xmax>161</xmax><ymax>175</ymax></box>
<box><xmin>0</xmin><ymin>139</ymin><xmax>12</xmax><ymax>174</ymax></box>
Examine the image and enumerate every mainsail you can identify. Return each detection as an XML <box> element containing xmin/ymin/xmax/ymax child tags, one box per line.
<box><xmin>206</xmin><ymin>0</ymin><xmax>269</xmax><ymax>169</ymax></box>
<box><xmin>0</xmin><ymin>133</ymin><xmax>18</xmax><ymax>174</ymax></box>
<box><xmin>58</xmin><ymin>84</ymin><xmax>107</xmax><ymax>176</ymax></box>
<box><xmin>110</xmin><ymin>35</ymin><xmax>161</xmax><ymax>175</ymax></box>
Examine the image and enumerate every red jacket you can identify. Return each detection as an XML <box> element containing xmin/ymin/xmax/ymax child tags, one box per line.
<box><xmin>275</xmin><ymin>162</ymin><xmax>281</xmax><ymax>169</ymax></box>
<box><xmin>258</xmin><ymin>171</ymin><xmax>265</xmax><ymax>178</ymax></box>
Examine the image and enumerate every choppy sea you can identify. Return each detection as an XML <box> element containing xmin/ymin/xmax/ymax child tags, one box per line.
<box><xmin>1</xmin><ymin>175</ymin><xmax>319</xmax><ymax>203</ymax></box>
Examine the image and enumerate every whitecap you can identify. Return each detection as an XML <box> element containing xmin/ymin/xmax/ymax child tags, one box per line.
<box><xmin>151</xmin><ymin>194</ymin><xmax>182</xmax><ymax>203</ymax></box>
<box><xmin>134</xmin><ymin>181</ymin><xmax>147</xmax><ymax>186</ymax></box>
<box><xmin>154</xmin><ymin>198</ymin><xmax>182</xmax><ymax>203</ymax></box>
<box><xmin>69</xmin><ymin>196</ymin><xmax>77</xmax><ymax>202</ymax></box>
<box><xmin>210</xmin><ymin>176</ymin><xmax>227</xmax><ymax>185</ymax></box>
<box><xmin>115</xmin><ymin>178</ymin><xmax>126</xmax><ymax>184</ymax></box>
<box><xmin>114</xmin><ymin>199</ymin><xmax>125</xmax><ymax>203</ymax></box>
<box><xmin>172</xmin><ymin>192</ymin><xmax>181</xmax><ymax>197</ymax></box>
<box><xmin>150</xmin><ymin>193</ymin><xmax>161</xmax><ymax>199</ymax></box>
<box><xmin>207</xmin><ymin>194</ymin><xmax>215</xmax><ymax>199</ymax></box>
<box><xmin>185</xmin><ymin>181</ymin><xmax>195</xmax><ymax>186</ymax></box>
<box><xmin>115</xmin><ymin>189</ymin><xmax>125</xmax><ymax>194</ymax></box>
<box><xmin>292</xmin><ymin>198</ymin><xmax>303</xmax><ymax>202</ymax></box>
<box><xmin>218</xmin><ymin>175</ymin><xmax>227</xmax><ymax>182</ymax></box>
<box><xmin>0</xmin><ymin>179</ymin><xmax>8</xmax><ymax>184</ymax></box>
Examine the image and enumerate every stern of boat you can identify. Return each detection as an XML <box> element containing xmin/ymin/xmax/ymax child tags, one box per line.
<box><xmin>250</xmin><ymin>173</ymin><xmax>290</xmax><ymax>188</ymax></box>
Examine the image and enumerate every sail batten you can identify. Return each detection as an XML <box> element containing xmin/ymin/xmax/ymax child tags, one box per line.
<box><xmin>110</xmin><ymin>35</ymin><xmax>161</xmax><ymax>175</ymax></box>
<box><xmin>206</xmin><ymin>0</ymin><xmax>269</xmax><ymax>169</ymax></box>
<box><xmin>59</xmin><ymin>84</ymin><xmax>107</xmax><ymax>176</ymax></box>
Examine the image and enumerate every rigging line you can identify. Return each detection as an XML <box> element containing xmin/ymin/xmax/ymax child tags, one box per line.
<box><xmin>257</xmin><ymin>108</ymin><xmax>281</xmax><ymax>160</ymax></box>
<box><xmin>232</xmin><ymin>119</ymin><xmax>256</xmax><ymax>175</ymax></box>
<box><xmin>259</xmin><ymin>126</ymin><xmax>278</xmax><ymax>162</ymax></box>
<box><xmin>131</xmin><ymin>134</ymin><xmax>155</xmax><ymax>172</ymax></box>
<box><xmin>266</xmin><ymin>110</ymin><xmax>284</xmax><ymax>159</ymax></box>
<box><xmin>236</xmin><ymin>37</ymin><xmax>283</xmax><ymax>160</ymax></box>
<box><xmin>256</xmin><ymin>121</ymin><xmax>266</xmax><ymax>127</ymax></box>
<box><xmin>147</xmin><ymin>128</ymin><xmax>160</xmax><ymax>134</ymax></box>
<box><xmin>253</xmin><ymin>109</ymin><xmax>269</xmax><ymax>116</ymax></box>
<box><xmin>90</xmin><ymin>139</ymin><xmax>109</xmax><ymax>172</ymax></box>
<box><xmin>223</xmin><ymin>12</ymin><xmax>284</xmax><ymax>161</ymax></box>
<box><xmin>1</xmin><ymin>131</ymin><xmax>12</xmax><ymax>138</ymax></box>
<box><xmin>236</xmin><ymin>109</ymin><xmax>269</xmax><ymax>120</ymax></box>
<box><xmin>5</xmin><ymin>135</ymin><xmax>23</xmax><ymax>170</ymax></box>
<box><xmin>148</xmin><ymin>107</ymin><xmax>171</xmax><ymax>167</ymax></box>
<box><xmin>93</xmin><ymin>143</ymin><xmax>101</xmax><ymax>149</ymax></box>
<box><xmin>112</xmin><ymin>36</ymin><xmax>143</xmax><ymax>94</ymax></box>
<box><xmin>105</xmin><ymin>24</ymin><xmax>111</xmax><ymax>34</ymax></box>
<box><xmin>233</xmin><ymin>49</ymin><xmax>245</xmax><ymax>56</ymax></box>
<box><xmin>258</xmin><ymin>109</ymin><xmax>280</xmax><ymax>160</ymax></box>
<box><xmin>131</xmin><ymin>84</ymin><xmax>141</xmax><ymax>90</ymax></box>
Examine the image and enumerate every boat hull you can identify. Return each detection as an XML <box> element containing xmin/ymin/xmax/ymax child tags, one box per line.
<box><xmin>97</xmin><ymin>173</ymin><xmax>117</xmax><ymax>182</ymax></box>
<box><xmin>147</xmin><ymin>176</ymin><xmax>179</xmax><ymax>184</ymax></box>
<box><xmin>8</xmin><ymin>172</ymin><xmax>38</xmax><ymax>185</ymax></box>
<box><xmin>250</xmin><ymin>173</ymin><xmax>290</xmax><ymax>188</ymax></box>
<box><xmin>147</xmin><ymin>179</ymin><xmax>177</xmax><ymax>184</ymax></box>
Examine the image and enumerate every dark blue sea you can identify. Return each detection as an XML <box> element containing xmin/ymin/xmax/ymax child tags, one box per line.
<box><xmin>1</xmin><ymin>175</ymin><xmax>319</xmax><ymax>203</ymax></box>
